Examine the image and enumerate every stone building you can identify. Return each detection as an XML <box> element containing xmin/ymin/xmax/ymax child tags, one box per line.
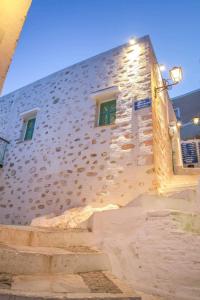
<box><xmin>0</xmin><ymin>35</ymin><xmax>181</xmax><ymax>225</ymax></box>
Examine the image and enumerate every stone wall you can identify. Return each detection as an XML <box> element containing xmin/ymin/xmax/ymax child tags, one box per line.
<box><xmin>151</xmin><ymin>58</ymin><xmax>176</xmax><ymax>191</ymax></box>
<box><xmin>91</xmin><ymin>202</ymin><xmax>200</xmax><ymax>300</ymax></box>
<box><xmin>0</xmin><ymin>36</ymin><xmax>156</xmax><ymax>224</ymax></box>
<box><xmin>0</xmin><ymin>95</ymin><xmax>13</xmax><ymax>139</ymax></box>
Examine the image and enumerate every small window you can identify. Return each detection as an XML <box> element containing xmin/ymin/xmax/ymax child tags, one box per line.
<box><xmin>99</xmin><ymin>99</ymin><xmax>116</xmax><ymax>126</ymax></box>
<box><xmin>24</xmin><ymin>117</ymin><xmax>36</xmax><ymax>141</ymax></box>
<box><xmin>18</xmin><ymin>108</ymin><xmax>39</xmax><ymax>143</ymax></box>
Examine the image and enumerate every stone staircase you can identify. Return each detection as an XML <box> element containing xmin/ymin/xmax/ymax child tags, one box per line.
<box><xmin>0</xmin><ymin>225</ymin><xmax>140</xmax><ymax>300</ymax></box>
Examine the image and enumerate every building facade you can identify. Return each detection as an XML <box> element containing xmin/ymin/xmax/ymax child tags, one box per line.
<box><xmin>0</xmin><ymin>36</ymin><xmax>180</xmax><ymax>225</ymax></box>
<box><xmin>172</xmin><ymin>90</ymin><xmax>200</xmax><ymax>168</ymax></box>
<box><xmin>172</xmin><ymin>89</ymin><xmax>200</xmax><ymax>140</ymax></box>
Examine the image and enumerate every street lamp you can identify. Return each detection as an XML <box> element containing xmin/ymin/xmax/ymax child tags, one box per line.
<box><xmin>155</xmin><ymin>66</ymin><xmax>183</xmax><ymax>97</ymax></box>
<box><xmin>177</xmin><ymin>120</ymin><xmax>182</xmax><ymax>128</ymax></box>
<box><xmin>170</xmin><ymin>67</ymin><xmax>183</xmax><ymax>83</ymax></box>
<box><xmin>192</xmin><ymin>116</ymin><xmax>200</xmax><ymax>125</ymax></box>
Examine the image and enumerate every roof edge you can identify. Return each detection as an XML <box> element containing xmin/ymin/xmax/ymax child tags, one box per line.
<box><xmin>172</xmin><ymin>88</ymin><xmax>200</xmax><ymax>101</ymax></box>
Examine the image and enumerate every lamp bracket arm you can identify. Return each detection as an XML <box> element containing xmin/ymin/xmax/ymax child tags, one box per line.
<box><xmin>155</xmin><ymin>80</ymin><xmax>178</xmax><ymax>97</ymax></box>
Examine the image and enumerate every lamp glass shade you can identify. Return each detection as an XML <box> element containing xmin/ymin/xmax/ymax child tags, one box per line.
<box><xmin>170</xmin><ymin>67</ymin><xmax>182</xmax><ymax>83</ymax></box>
<box><xmin>192</xmin><ymin>117</ymin><xmax>200</xmax><ymax>125</ymax></box>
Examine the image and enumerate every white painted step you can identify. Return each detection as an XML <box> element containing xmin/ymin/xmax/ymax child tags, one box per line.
<box><xmin>0</xmin><ymin>225</ymin><xmax>93</xmax><ymax>247</ymax></box>
<box><xmin>159</xmin><ymin>174</ymin><xmax>199</xmax><ymax>195</ymax></box>
<box><xmin>128</xmin><ymin>193</ymin><xmax>199</xmax><ymax>213</ymax></box>
<box><xmin>0</xmin><ymin>244</ymin><xmax>110</xmax><ymax>274</ymax></box>
<box><xmin>0</xmin><ymin>271</ymin><xmax>141</xmax><ymax>299</ymax></box>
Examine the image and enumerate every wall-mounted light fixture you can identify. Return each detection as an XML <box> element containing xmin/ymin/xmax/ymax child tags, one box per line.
<box><xmin>159</xmin><ymin>64</ymin><xmax>166</xmax><ymax>72</ymax></box>
<box><xmin>169</xmin><ymin>67</ymin><xmax>183</xmax><ymax>83</ymax></box>
<box><xmin>192</xmin><ymin>116</ymin><xmax>200</xmax><ymax>125</ymax></box>
<box><xmin>173</xmin><ymin>116</ymin><xmax>200</xmax><ymax>130</ymax></box>
<box><xmin>155</xmin><ymin>66</ymin><xmax>183</xmax><ymax>97</ymax></box>
<box><xmin>176</xmin><ymin>120</ymin><xmax>182</xmax><ymax>128</ymax></box>
<box><xmin>129</xmin><ymin>37</ymin><xmax>137</xmax><ymax>45</ymax></box>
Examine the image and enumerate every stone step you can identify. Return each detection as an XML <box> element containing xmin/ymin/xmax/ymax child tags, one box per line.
<box><xmin>0</xmin><ymin>225</ymin><xmax>93</xmax><ymax>248</ymax></box>
<box><xmin>0</xmin><ymin>244</ymin><xmax>110</xmax><ymax>275</ymax></box>
<box><xmin>159</xmin><ymin>174</ymin><xmax>199</xmax><ymax>195</ymax></box>
<box><xmin>0</xmin><ymin>271</ymin><xmax>141</xmax><ymax>299</ymax></box>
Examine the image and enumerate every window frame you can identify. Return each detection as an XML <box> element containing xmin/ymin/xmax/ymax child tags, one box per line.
<box><xmin>97</xmin><ymin>98</ymin><xmax>117</xmax><ymax>127</ymax></box>
<box><xmin>90</xmin><ymin>86</ymin><xmax>120</xmax><ymax>128</ymax></box>
<box><xmin>18</xmin><ymin>108</ymin><xmax>40</xmax><ymax>143</ymax></box>
<box><xmin>23</xmin><ymin>116</ymin><xmax>36</xmax><ymax>141</ymax></box>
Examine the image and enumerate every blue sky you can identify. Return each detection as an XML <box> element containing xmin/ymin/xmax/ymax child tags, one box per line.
<box><xmin>2</xmin><ymin>0</ymin><xmax>200</xmax><ymax>97</ymax></box>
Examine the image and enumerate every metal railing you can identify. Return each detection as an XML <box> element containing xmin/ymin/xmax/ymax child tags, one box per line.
<box><xmin>0</xmin><ymin>137</ymin><xmax>9</xmax><ymax>167</ymax></box>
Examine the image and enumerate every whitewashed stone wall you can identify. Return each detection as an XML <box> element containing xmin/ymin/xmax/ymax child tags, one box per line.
<box><xmin>0</xmin><ymin>96</ymin><xmax>13</xmax><ymax>139</ymax></box>
<box><xmin>0</xmin><ymin>36</ymin><xmax>156</xmax><ymax>224</ymax></box>
<box><xmin>91</xmin><ymin>203</ymin><xmax>200</xmax><ymax>300</ymax></box>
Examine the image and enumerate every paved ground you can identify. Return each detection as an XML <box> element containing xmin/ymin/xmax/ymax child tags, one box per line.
<box><xmin>0</xmin><ymin>271</ymin><xmax>135</xmax><ymax>294</ymax></box>
<box><xmin>0</xmin><ymin>272</ymin><xmax>166</xmax><ymax>299</ymax></box>
<box><xmin>80</xmin><ymin>272</ymin><xmax>122</xmax><ymax>293</ymax></box>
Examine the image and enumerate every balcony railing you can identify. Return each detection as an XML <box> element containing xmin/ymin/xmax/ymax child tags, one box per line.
<box><xmin>0</xmin><ymin>137</ymin><xmax>9</xmax><ymax>167</ymax></box>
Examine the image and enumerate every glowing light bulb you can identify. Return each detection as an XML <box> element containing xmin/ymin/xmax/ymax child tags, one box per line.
<box><xmin>177</xmin><ymin>121</ymin><xmax>182</xmax><ymax>127</ymax></box>
<box><xmin>129</xmin><ymin>37</ymin><xmax>136</xmax><ymax>45</ymax></box>
<box><xmin>192</xmin><ymin>117</ymin><xmax>200</xmax><ymax>125</ymax></box>
<box><xmin>159</xmin><ymin>64</ymin><xmax>166</xmax><ymax>72</ymax></box>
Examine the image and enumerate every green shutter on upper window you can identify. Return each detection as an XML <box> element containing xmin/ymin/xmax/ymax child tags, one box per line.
<box><xmin>99</xmin><ymin>100</ymin><xmax>116</xmax><ymax>126</ymax></box>
<box><xmin>24</xmin><ymin>118</ymin><xmax>36</xmax><ymax>141</ymax></box>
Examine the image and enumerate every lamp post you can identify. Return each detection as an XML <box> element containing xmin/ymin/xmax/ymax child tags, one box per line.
<box><xmin>155</xmin><ymin>66</ymin><xmax>183</xmax><ymax>97</ymax></box>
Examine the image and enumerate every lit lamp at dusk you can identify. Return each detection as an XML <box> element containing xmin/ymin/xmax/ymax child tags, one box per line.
<box><xmin>177</xmin><ymin>120</ymin><xmax>182</xmax><ymax>128</ymax></box>
<box><xmin>159</xmin><ymin>64</ymin><xmax>166</xmax><ymax>72</ymax></box>
<box><xmin>192</xmin><ymin>116</ymin><xmax>200</xmax><ymax>125</ymax></box>
<box><xmin>169</xmin><ymin>66</ymin><xmax>183</xmax><ymax>84</ymax></box>
<box><xmin>129</xmin><ymin>37</ymin><xmax>137</xmax><ymax>45</ymax></box>
<box><xmin>155</xmin><ymin>65</ymin><xmax>183</xmax><ymax>96</ymax></box>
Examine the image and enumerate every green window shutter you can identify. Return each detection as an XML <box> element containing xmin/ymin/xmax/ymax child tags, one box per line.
<box><xmin>24</xmin><ymin>118</ymin><xmax>36</xmax><ymax>141</ymax></box>
<box><xmin>99</xmin><ymin>100</ymin><xmax>116</xmax><ymax>126</ymax></box>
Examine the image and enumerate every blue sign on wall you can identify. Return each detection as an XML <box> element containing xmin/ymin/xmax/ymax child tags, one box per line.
<box><xmin>181</xmin><ymin>142</ymin><xmax>198</xmax><ymax>164</ymax></box>
<box><xmin>134</xmin><ymin>98</ymin><xmax>151</xmax><ymax>111</ymax></box>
